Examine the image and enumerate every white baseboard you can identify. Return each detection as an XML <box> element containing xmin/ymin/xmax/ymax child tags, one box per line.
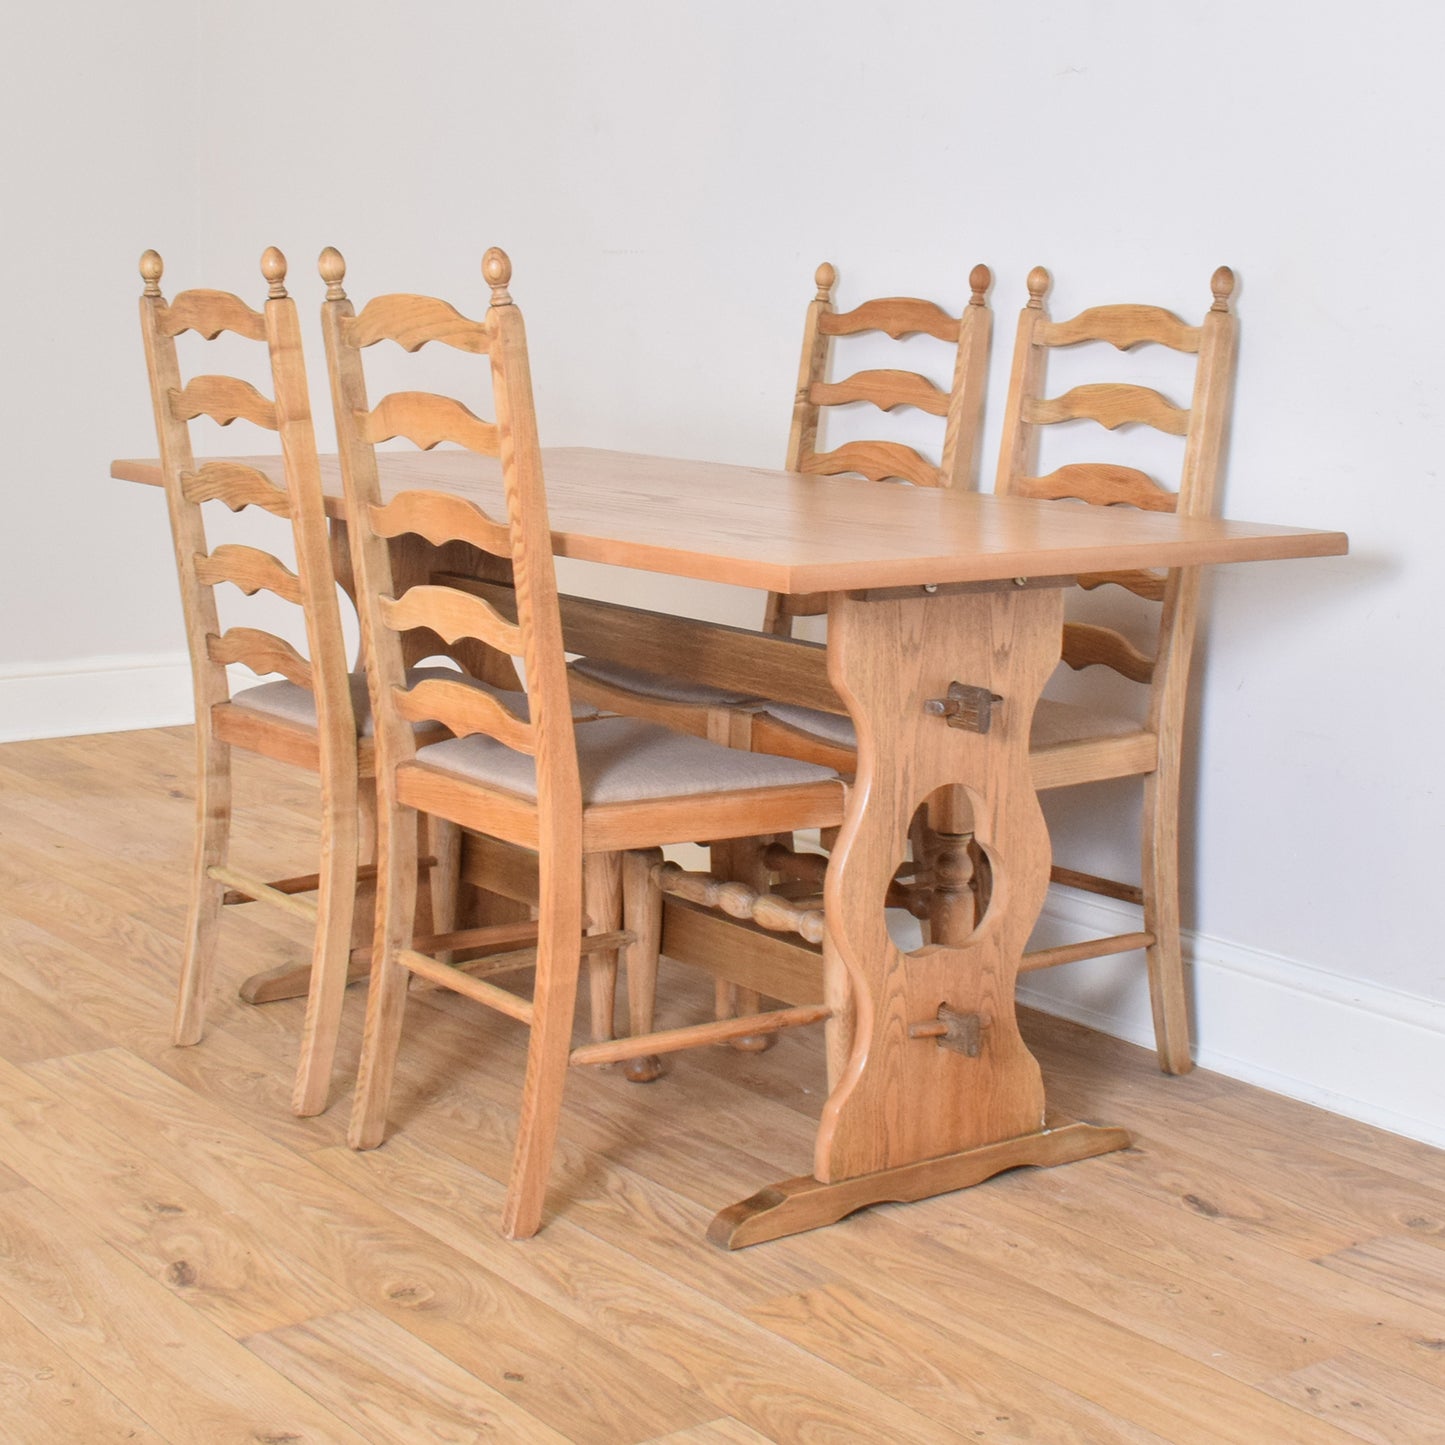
<box><xmin>1021</xmin><ymin>887</ymin><xmax>1445</xmax><ymax>1149</ymax></box>
<box><xmin>0</xmin><ymin>653</ymin><xmax>195</xmax><ymax>742</ymax></box>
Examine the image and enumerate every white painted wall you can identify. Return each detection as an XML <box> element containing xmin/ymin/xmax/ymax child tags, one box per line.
<box><xmin>4</xmin><ymin>2</ymin><xmax>1440</xmax><ymax>1138</ymax></box>
<box><xmin>0</xmin><ymin>1</ymin><xmax>196</xmax><ymax>717</ymax></box>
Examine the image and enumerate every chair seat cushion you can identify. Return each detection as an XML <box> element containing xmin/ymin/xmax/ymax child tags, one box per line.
<box><xmin>416</xmin><ymin>715</ymin><xmax>839</xmax><ymax>806</ymax></box>
<box><xmin>232</xmin><ymin>667</ymin><xmax>543</xmax><ymax>736</ymax></box>
<box><xmin>568</xmin><ymin>657</ymin><xmax>759</xmax><ymax>708</ymax></box>
<box><xmin>761</xmin><ymin>697</ymin><xmax>1144</xmax><ymax>751</ymax></box>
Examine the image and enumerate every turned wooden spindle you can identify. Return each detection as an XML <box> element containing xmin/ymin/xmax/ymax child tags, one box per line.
<box><xmin>261</xmin><ymin>246</ymin><xmax>288</xmax><ymax>300</ymax></box>
<box><xmin>318</xmin><ymin>246</ymin><xmax>347</xmax><ymax>302</ymax></box>
<box><xmin>968</xmin><ymin>263</ymin><xmax>992</xmax><ymax>308</ymax></box>
<box><xmin>140</xmin><ymin>249</ymin><xmax>164</xmax><ymax>297</ymax></box>
<box><xmin>926</xmin><ymin>832</ymin><xmax>977</xmax><ymax>946</ymax></box>
<box><xmin>1210</xmin><ymin>265</ymin><xmax>1236</xmax><ymax>313</ymax></box>
<box><xmin>1026</xmin><ymin>265</ymin><xmax>1051</xmax><ymax>309</ymax></box>
<box><xmin>761</xmin><ymin>842</ymin><xmax>828</xmax><ymax>889</ymax></box>
<box><xmin>652</xmin><ymin>861</ymin><xmax>825</xmax><ymax>946</ymax></box>
<box><xmin>483</xmin><ymin>247</ymin><xmax>513</xmax><ymax>307</ymax></box>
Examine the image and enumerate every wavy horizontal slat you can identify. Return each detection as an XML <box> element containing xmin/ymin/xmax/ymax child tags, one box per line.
<box><xmin>395</xmin><ymin>677</ymin><xmax>534</xmax><ymax>754</ymax></box>
<box><xmin>368</xmin><ymin>490</ymin><xmax>512</xmax><ymax>558</ymax></box>
<box><xmin>362</xmin><ymin>391</ymin><xmax>499</xmax><ymax>454</ymax></box>
<box><xmin>209</xmin><ymin>627</ymin><xmax>313</xmax><ymax>688</ymax></box>
<box><xmin>180</xmin><ymin>461</ymin><xmax>291</xmax><ymax>515</ymax></box>
<box><xmin>1061</xmin><ymin>622</ymin><xmax>1154</xmax><ymax>684</ymax></box>
<box><xmin>161</xmin><ymin>290</ymin><xmax>268</xmax><ymax>341</ymax></box>
<box><xmin>381</xmin><ymin>585</ymin><xmax>524</xmax><ymax>657</ymax></box>
<box><xmin>1024</xmin><ymin>383</ymin><xmax>1189</xmax><ymax>436</ymax></box>
<box><xmin>195</xmin><ymin>544</ymin><xmax>302</xmax><ymax>603</ymax></box>
<box><xmin>820</xmin><ymin>297</ymin><xmax>959</xmax><ymax>342</ymax></box>
<box><xmin>1042</xmin><ymin>304</ymin><xmax>1201</xmax><ymax>353</ymax></box>
<box><xmin>345</xmin><ymin>294</ymin><xmax>492</xmax><ymax>355</ymax></box>
<box><xmin>1078</xmin><ymin>568</ymin><xmax>1168</xmax><ymax>601</ymax></box>
<box><xmin>1015</xmin><ymin>463</ymin><xmax>1178</xmax><ymax>512</ymax></box>
<box><xmin>810</xmin><ymin>368</ymin><xmax>950</xmax><ymax>417</ymax></box>
<box><xmin>170</xmin><ymin>375</ymin><xmax>278</xmax><ymax>430</ymax></box>
<box><xmin>802</xmin><ymin>441</ymin><xmax>941</xmax><ymax>488</ymax></box>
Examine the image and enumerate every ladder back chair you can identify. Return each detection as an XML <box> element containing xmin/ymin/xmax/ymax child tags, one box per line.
<box><xmin>752</xmin><ymin>265</ymin><xmax>1239</xmax><ymax>1073</ymax></box>
<box><xmin>994</xmin><ymin>264</ymin><xmax>1238</xmax><ymax>1074</ymax></box>
<box><xmin>322</xmin><ymin>247</ymin><xmax>847</xmax><ymax>1238</ymax></box>
<box><xmin>568</xmin><ymin>260</ymin><xmax>994</xmax><ymax>735</ymax></box>
<box><xmin>138</xmin><ymin>247</ymin><xmax>362</xmax><ymax>1117</ymax></box>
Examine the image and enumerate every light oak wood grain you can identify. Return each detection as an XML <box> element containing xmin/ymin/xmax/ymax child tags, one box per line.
<box><xmin>110</xmin><ymin>445</ymin><xmax>1346</xmax><ymax>594</ymax></box>
<box><xmin>0</xmin><ymin>1186</ymin><xmax>374</xmax><ymax>1444</ymax></box>
<box><xmin>0</xmin><ymin>1294</ymin><xmax>169</xmax><ymax>1445</ymax></box>
<box><xmin>243</xmin><ymin>1306</ymin><xmax>571</xmax><ymax>1442</ymax></box>
<box><xmin>0</xmin><ymin>725</ymin><xmax>1436</xmax><ymax>1445</ymax></box>
<box><xmin>138</xmin><ymin>249</ymin><xmax>364</xmax><ymax>1119</ymax></box>
<box><xmin>321</xmin><ymin>248</ymin><xmax>845</xmax><ymax>1240</ymax></box>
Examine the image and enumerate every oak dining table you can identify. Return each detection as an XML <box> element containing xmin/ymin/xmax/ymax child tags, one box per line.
<box><xmin>113</xmin><ymin>445</ymin><xmax>1348</xmax><ymax>1245</ymax></box>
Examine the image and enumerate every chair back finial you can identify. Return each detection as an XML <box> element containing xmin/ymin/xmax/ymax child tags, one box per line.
<box><xmin>140</xmin><ymin>249</ymin><xmax>164</xmax><ymax>297</ymax></box>
<box><xmin>484</xmin><ymin>247</ymin><xmax>513</xmax><ymax>307</ymax></box>
<box><xmin>969</xmin><ymin>264</ymin><xmax>993</xmax><ymax>308</ymax></box>
<box><xmin>1026</xmin><ymin>266</ymin><xmax>1051</xmax><ymax>308</ymax></box>
<box><xmin>814</xmin><ymin>262</ymin><xmax>837</xmax><ymax>300</ymax></box>
<box><xmin>318</xmin><ymin>246</ymin><xmax>348</xmax><ymax>302</ymax></box>
<box><xmin>1210</xmin><ymin>265</ymin><xmax>1235</xmax><ymax>313</ymax></box>
<box><xmin>261</xmin><ymin>246</ymin><xmax>288</xmax><ymax>299</ymax></box>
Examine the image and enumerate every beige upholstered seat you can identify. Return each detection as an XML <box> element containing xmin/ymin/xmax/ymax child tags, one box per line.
<box><xmin>416</xmin><ymin>714</ymin><xmax>836</xmax><ymax>805</ymax></box>
<box><xmin>759</xmin><ymin>696</ymin><xmax>1143</xmax><ymax>753</ymax></box>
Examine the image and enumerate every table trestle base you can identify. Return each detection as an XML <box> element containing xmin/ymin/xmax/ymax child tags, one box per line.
<box><xmin>707</xmin><ymin>1119</ymin><xmax>1131</xmax><ymax>1249</ymax></box>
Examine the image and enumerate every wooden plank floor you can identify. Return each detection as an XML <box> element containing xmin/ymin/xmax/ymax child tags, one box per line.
<box><xmin>0</xmin><ymin>726</ymin><xmax>1441</xmax><ymax>1443</ymax></box>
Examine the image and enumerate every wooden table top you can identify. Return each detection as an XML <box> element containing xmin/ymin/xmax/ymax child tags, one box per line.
<box><xmin>112</xmin><ymin>447</ymin><xmax>1348</xmax><ymax>593</ymax></box>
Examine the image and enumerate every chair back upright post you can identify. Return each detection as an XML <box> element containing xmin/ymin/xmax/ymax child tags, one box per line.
<box><xmin>137</xmin><ymin>249</ymin><xmax>360</xmax><ymax>1115</ymax></box>
<box><xmin>766</xmin><ymin>261</ymin><xmax>993</xmax><ymax>637</ymax></box>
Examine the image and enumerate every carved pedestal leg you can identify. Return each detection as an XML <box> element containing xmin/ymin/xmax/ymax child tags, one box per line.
<box><xmin>711</xmin><ymin>584</ymin><xmax>1129</xmax><ymax>1247</ymax></box>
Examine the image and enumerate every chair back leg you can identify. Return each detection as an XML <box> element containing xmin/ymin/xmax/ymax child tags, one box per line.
<box><xmin>173</xmin><ymin>732</ymin><xmax>232</xmax><ymax>1046</ymax></box>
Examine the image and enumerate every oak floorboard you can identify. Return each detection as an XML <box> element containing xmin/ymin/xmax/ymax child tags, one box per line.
<box><xmin>32</xmin><ymin>1046</ymin><xmax>713</xmax><ymax>1444</ymax></box>
<box><xmin>0</xmin><ymin>1187</ymin><xmax>372</xmax><ymax>1444</ymax></box>
<box><xmin>1033</xmin><ymin>1018</ymin><xmax>1445</xmax><ymax>1242</ymax></box>
<box><xmin>876</xmin><ymin>1182</ymin><xmax>1333</xmax><ymax>1385</ymax></box>
<box><xmin>1260</xmin><ymin>1349</ymin><xmax>1445</xmax><ymax>1445</ymax></box>
<box><xmin>311</xmin><ymin>1134</ymin><xmax>959</xmax><ymax>1444</ymax></box>
<box><xmin>752</xmin><ymin>1241</ymin><xmax>1363</xmax><ymax>1445</ymax></box>
<box><xmin>960</xmin><ymin>1164</ymin><xmax>1445</xmax><ymax>1381</ymax></box>
<box><xmin>4</xmin><ymin>1053</ymin><xmax>353</xmax><ymax>1337</ymax></box>
<box><xmin>0</xmin><ymin>1293</ymin><xmax>168</xmax><ymax>1445</ymax></box>
<box><xmin>0</xmin><ymin>727</ymin><xmax>1441</xmax><ymax>1444</ymax></box>
<box><xmin>0</xmin><ymin>965</ymin><xmax>114</xmax><ymax>1065</ymax></box>
<box><xmin>244</xmin><ymin>1305</ymin><xmax>572</xmax><ymax>1443</ymax></box>
<box><xmin>1316</xmin><ymin>1233</ymin><xmax>1445</xmax><ymax>1312</ymax></box>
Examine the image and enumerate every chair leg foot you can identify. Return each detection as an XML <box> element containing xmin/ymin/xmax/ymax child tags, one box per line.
<box><xmin>623</xmin><ymin>1054</ymin><xmax>664</xmax><ymax>1083</ymax></box>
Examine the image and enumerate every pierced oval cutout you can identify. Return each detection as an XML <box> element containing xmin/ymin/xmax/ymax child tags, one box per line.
<box><xmin>891</xmin><ymin>786</ymin><xmax>996</xmax><ymax>955</ymax></box>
